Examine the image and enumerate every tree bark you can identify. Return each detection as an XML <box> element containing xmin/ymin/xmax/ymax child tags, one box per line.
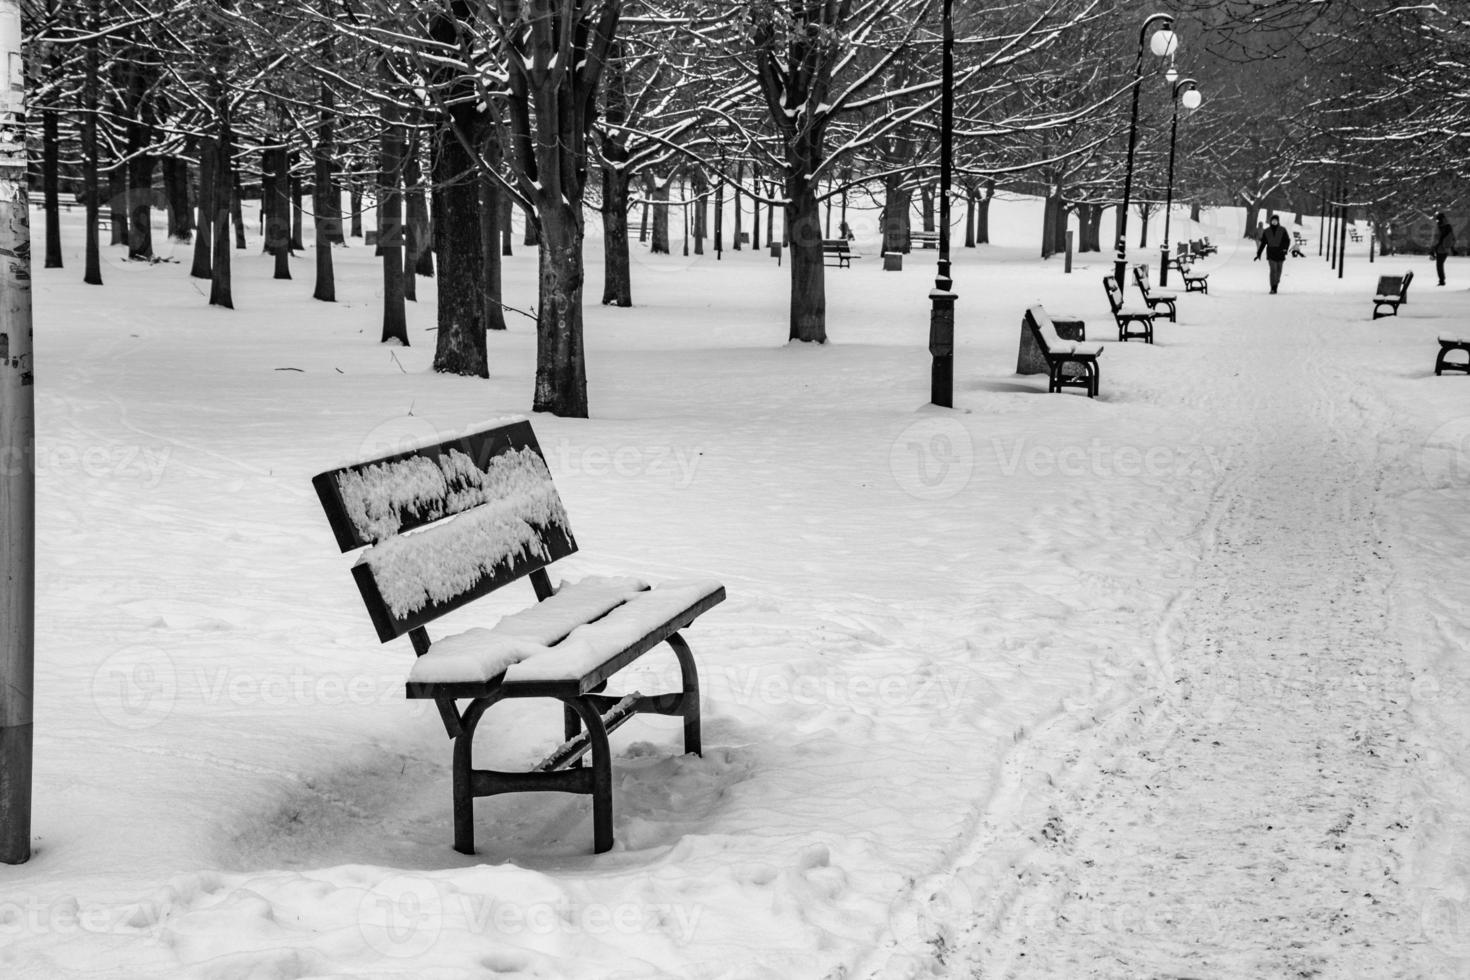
<box><xmin>601</xmin><ymin>160</ymin><xmax>631</xmax><ymax>305</ymax></box>
<box><xmin>41</xmin><ymin>105</ymin><xmax>60</xmax><ymax>268</ymax></box>
<box><xmin>881</xmin><ymin>174</ymin><xmax>912</xmax><ymax>254</ymax></box>
<box><xmin>107</xmin><ymin>166</ymin><xmax>126</xmax><ymax>247</ymax></box>
<box><xmin>786</xmin><ymin>177</ymin><xmax>826</xmax><ymax>343</ymax></box>
<box><xmin>379</xmin><ymin>105</ymin><xmax>407</xmax><ymax>345</ymax></box>
<box><xmin>312</xmin><ymin>73</ymin><xmax>336</xmax><ymax>302</ymax></box>
<box><xmin>648</xmin><ymin>173</ymin><xmax>670</xmax><ymax>254</ymax></box>
<box><xmin>430</xmin><ymin>113</ymin><xmax>487</xmax><ymax>373</ymax></box>
<box><xmin>533</xmin><ymin>203</ymin><xmax>588</xmax><ymax>417</ymax></box>
<box><xmin>191</xmin><ymin>137</ymin><xmax>215</xmax><ymax>280</ymax></box>
<box><xmin>162</xmin><ymin>156</ymin><xmax>192</xmax><ymax>241</ymax></box>
<box><xmin>82</xmin><ymin>0</ymin><xmax>102</xmax><ymax>285</ymax></box>
<box><xmin>478</xmin><ymin>164</ymin><xmax>506</xmax><ymax>332</ymax></box>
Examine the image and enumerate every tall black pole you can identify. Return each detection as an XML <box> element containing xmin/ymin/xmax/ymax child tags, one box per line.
<box><xmin>1116</xmin><ymin>13</ymin><xmax>1173</xmax><ymax>289</ymax></box>
<box><xmin>0</xmin><ymin>0</ymin><xmax>35</xmax><ymax>865</ymax></box>
<box><xmin>928</xmin><ymin>0</ymin><xmax>955</xmax><ymax>407</ymax></box>
<box><xmin>1337</xmin><ymin>178</ymin><xmax>1349</xmax><ymax>279</ymax></box>
<box><xmin>1158</xmin><ymin>78</ymin><xmax>1196</xmax><ymax>288</ymax></box>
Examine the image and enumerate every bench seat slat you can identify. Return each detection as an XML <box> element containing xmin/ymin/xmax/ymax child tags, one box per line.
<box><xmin>405</xmin><ymin>580</ymin><xmax>725</xmax><ymax>693</ymax></box>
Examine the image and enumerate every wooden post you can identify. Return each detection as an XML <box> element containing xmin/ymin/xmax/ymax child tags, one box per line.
<box><xmin>1065</xmin><ymin>230</ymin><xmax>1074</xmax><ymax>274</ymax></box>
<box><xmin>0</xmin><ymin>0</ymin><xmax>35</xmax><ymax>865</ymax></box>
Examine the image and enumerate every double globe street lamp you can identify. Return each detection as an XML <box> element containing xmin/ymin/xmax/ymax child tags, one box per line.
<box><xmin>1159</xmin><ymin>78</ymin><xmax>1202</xmax><ymax>287</ymax></box>
<box><xmin>1115</xmin><ymin>12</ymin><xmax>1177</xmax><ymax>289</ymax></box>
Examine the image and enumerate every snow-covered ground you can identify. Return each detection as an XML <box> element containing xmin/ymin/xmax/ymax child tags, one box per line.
<box><xmin>2</xmin><ymin>197</ymin><xmax>1467</xmax><ymax>980</ymax></box>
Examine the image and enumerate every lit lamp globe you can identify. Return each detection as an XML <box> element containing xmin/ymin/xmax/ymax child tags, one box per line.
<box><xmin>1181</xmin><ymin>88</ymin><xmax>1203</xmax><ymax>109</ymax></box>
<box><xmin>1165</xmin><ymin>65</ymin><xmax>1179</xmax><ymax>83</ymax></box>
<box><xmin>1150</xmin><ymin>29</ymin><xmax>1178</xmax><ymax>57</ymax></box>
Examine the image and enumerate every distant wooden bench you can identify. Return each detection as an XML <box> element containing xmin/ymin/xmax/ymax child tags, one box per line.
<box><xmin>821</xmin><ymin>238</ymin><xmax>853</xmax><ymax>268</ymax></box>
<box><xmin>312</xmin><ymin>419</ymin><xmax>725</xmax><ymax>856</ymax></box>
<box><xmin>1350</xmin><ymin>228</ymin><xmax>1362</xmax><ymax>242</ymax></box>
<box><xmin>910</xmin><ymin>230</ymin><xmax>939</xmax><ymax>249</ymax></box>
<box><xmin>1372</xmin><ymin>271</ymin><xmax>1413</xmax><ymax>319</ymax></box>
<box><xmin>1103</xmin><ymin>276</ymin><xmax>1155</xmax><ymax>343</ymax></box>
<box><xmin>1436</xmin><ymin>334</ymin><xmax>1470</xmax><ymax>375</ymax></box>
<box><xmin>1181</xmin><ymin>262</ymin><xmax>1209</xmax><ymax>293</ymax></box>
<box><xmin>1291</xmin><ymin>231</ymin><xmax>1307</xmax><ymax>258</ymax></box>
<box><xmin>1132</xmin><ymin>264</ymin><xmax>1177</xmax><ymax>322</ymax></box>
<box><xmin>1024</xmin><ymin>305</ymin><xmax>1101</xmax><ymax>397</ymax></box>
<box><xmin>1167</xmin><ymin>242</ymin><xmax>1193</xmax><ymax>273</ymax></box>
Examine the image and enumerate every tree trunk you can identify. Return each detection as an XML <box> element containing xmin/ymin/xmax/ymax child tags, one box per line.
<box><xmin>499</xmin><ymin>188</ymin><xmax>512</xmax><ymax>256</ymax></box>
<box><xmin>430</xmin><ymin>116</ymin><xmax>487</xmax><ymax>374</ymax></box>
<box><xmin>290</xmin><ymin>161</ymin><xmax>305</xmax><ymax>251</ymax></box>
<box><xmin>107</xmin><ymin>166</ymin><xmax>126</xmax><ymax>247</ymax></box>
<box><xmin>312</xmin><ymin>74</ymin><xmax>335</xmax><ymax>302</ymax></box>
<box><xmin>920</xmin><ymin>184</ymin><xmax>935</xmax><ymax>232</ymax></box>
<box><xmin>209</xmin><ymin>122</ymin><xmax>234</xmax><ymax>308</ymax></box>
<box><xmin>976</xmin><ymin>180</ymin><xmax>993</xmax><ymax>245</ymax></box>
<box><xmin>163</xmin><ymin>156</ymin><xmax>193</xmax><ymax>241</ymax></box>
<box><xmin>692</xmin><ymin>169</ymin><xmax>707</xmax><ymax>256</ymax></box>
<box><xmin>963</xmin><ymin>188</ymin><xmax>975</xmax><ymax>249</ymax></box>
<box><xmin>231</xmin><ymin>174</ymin><xmax>245</xmax><ymax>249</ymax></box>
<box><xmin>786</xmin><ymin>179</ymin><xmax>826</xmax><ymax>343</ymax></box>
<box><xmin>1041</xmin><ymin>189</ymin><xmax>1059</xmax><ymax>258</ymax></box>
<box><xmin>881</xmin><ymin>174</ymin><xmax>912</xmax><ymax>254</ymax></box>
<box><xmin>191</xmin><ymin>137</ymin><xmax>215</xmax><ymax>280</ymax></box>
<box><xmin>649</xmin><ymin>174</ymin><xmax>669</xmax><ymax>254</ymax></box>
<box><xmin>1242</xmin><ymin>201</ymin><xmax>1261</xmax><ymax>240</ymax></box>
<box><xmin>82</xmin><ymin>0</ymin><xmax>102</xmax><ymax>285</ymax></box>
<box><xmin>41</xmin><ymin>106</ymin><xmax>60</xmax><ymax>268</ymax></box>
<box><xmin>522</xmin><ymin>203</ymin><xmax>539</xmax><ymax>246</ymax></box>
<box><xmin>532</xmin><ymin>202</ymin><xmax>588</xmax><ymax>418</ymax></box>
<box><xmin>601</xmin><ymin>160</ymin><xmax>631</xmax><ymax>306</ymax></box>
<box><xmin>401</xmin><ymin>134</ymin><xmax>421</xmax><ymax>302</ymax></box>
<box><xmin>350</xmin><ymin>183</ymin><xmax>363</xmax><ymax>238</ymax></box>
<box><xmin>1136</xmin><ymin>203</ymin><xmax>1151</xmax><ymax>249</ymax></box>
<box><xmin>379</xmin><ymin>116</ymin><xmax>408</xmax><ymax>345</ymax></box>
<box><xmin>732</xmin><ymin>161</ymin><xmax>743</xmax><ymax>249</ymax></box>
<box><xmin>478</xmin><ymin>165</ymin><xmax>506</xmax><ymax>332</ymax></box>
<box><xmin>713</xmin><ymin>179</ymin><xmax>724</xmax><ymax>252</ymax></box>
<box><xmin>267</xmin><ymin>145</ymin><xmax>291</xmax><ymax>279</ymax></box>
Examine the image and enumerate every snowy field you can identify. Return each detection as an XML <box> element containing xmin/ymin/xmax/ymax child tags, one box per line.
<box><xmin>2</xmin><ymin>196</ymin><xmax>1469</xmax><ymax>979</ymax></box>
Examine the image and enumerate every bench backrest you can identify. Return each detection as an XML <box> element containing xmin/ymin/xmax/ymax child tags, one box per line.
<box><xmin>1375</xmin><ymin>275</ymin><xmax>1403</xmax><ymax>297</ymax></box>
<box><xmin>1103</xmin><ymin>276</ymin><xmax>1125</xmax><ymax>311</ymax></box>
<box><xmin>1401</xmin><ymin>270</ymin><xmax>1414</xmax><ymax>296</ymax></box>
<box><xmin>1024</xmin><ymin>305</ymin><xmax>1068</xmax><ymax>353</ymax></box>
<box><xmin>1132</xmin><ymin>264</ymin><xmax>1152</xmax><ymax>294</ymax></box>
<box><xmin>312</xmin><ymin>419</ymin><xmax>576</xmax><ymax>642</ymax></box>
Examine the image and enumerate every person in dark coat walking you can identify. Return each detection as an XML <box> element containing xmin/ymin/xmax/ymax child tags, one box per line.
<box><xmin>1431</xmin><ymin>212</ymin><xmax>1456</xmax><ymax>286</ymax></box>
<box><xmin>1254</xmin><ymin>214</ymin><xmax>1292</xmax><ymax>293</ymax></box>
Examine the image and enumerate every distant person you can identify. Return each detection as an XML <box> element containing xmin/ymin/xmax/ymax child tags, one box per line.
<box><xmin>1431</xmin><ymin>212</ymin><xmax>1456</xmax><ymax>286</ymax></box>
<box><xmin>839</xmin><ymin>219</ymin><xmax>854</xmax><ymax>241</ymax></box>
<box><xmin>1254</xmin><ymin>214</ymin><xmax>1292</xmax><ymax>294</ymax></box>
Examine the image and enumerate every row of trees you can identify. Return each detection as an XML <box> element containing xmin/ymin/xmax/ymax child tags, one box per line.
<box><xmin>19</xmin><ymin>0</ymin><xmax>1470</xmax><ymax>416</ymax></box>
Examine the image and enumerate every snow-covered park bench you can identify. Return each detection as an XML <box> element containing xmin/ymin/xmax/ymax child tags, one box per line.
<box><xmin>1024</xmin><ymin>305</ymin><xmax>1101</xmax><ymax>397</ymax></box>
<box><xmin>1435</xmin><ymin>334</ymin><xmax>1470</xmax><ymax>375</ymax></box>
<box><xmin>1103</xmin><ymin>276</ymin><xmax>1156</xmax><ymax>343</ymax></box>
<box><xmin>312</xmin><ymin>419</ymin><xmax>725</xmax><ymax>855</ymax></box>
<box><xmin>1372</xmin><ymin>271</ymin><xmax>1413</xmax><ymax>320</ymax></box>
<box><xmin>1132</xmin><ymin>264</ymin><xmax>1178</xmax><ymax>322</ymax></box>
<box><xmin>822</xmin><ymin>238</ymin><xmax>853</xmax><ymax>268</ymax></box>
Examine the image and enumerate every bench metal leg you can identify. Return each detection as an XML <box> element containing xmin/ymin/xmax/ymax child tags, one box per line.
<box><xmin>452</xmin><ymin>695</ymin><xmax>500</xmax><ymax>855</ymax></box>
<box><xmin>665</xmin><ymin>633</ymin><xmax>703</xmax><ymax>756</ymax></box>
<box><xmin>562</xmin><ymin>696</ymin><xmax>615</xmax><ymax>853</ymax></box>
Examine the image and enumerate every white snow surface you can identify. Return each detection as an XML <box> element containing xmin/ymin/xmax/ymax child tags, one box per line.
<box><xmin>5</xmin><ymin>200</ymin><xmax>1470</xmax><ymax>980</ymax></box>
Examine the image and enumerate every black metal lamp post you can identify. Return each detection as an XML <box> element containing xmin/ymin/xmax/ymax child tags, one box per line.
<box><xmin>1114</xmin><ymin>12</ymin><xmax>1176</xmax><ymax>290</ymax></box>
<box><xmin>1158</xmin><ymin>78</ymin><xmax>1200</xmax><ymax>288</ymax></box>
<box><xmin>928</xmin><ymin>0</ymin><xmax>955</xmax><ymax>407</ymax></box>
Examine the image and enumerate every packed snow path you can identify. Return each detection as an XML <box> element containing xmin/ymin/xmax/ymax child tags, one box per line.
<box><xmin>951</xmin><ymin>304</ymin><xmax>1449</xmax><ymax>978</ymax></box>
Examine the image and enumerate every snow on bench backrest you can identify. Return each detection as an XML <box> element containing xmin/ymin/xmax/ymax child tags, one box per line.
<box><xmin>1026</xmin><ymin>305</ymin><xmax>1068</xmax><ymax>352</ymax></box>
<box><xmin>312</xmin><ymin>420</ymin><xmax>577</xmax><ymax>641</ymax></box>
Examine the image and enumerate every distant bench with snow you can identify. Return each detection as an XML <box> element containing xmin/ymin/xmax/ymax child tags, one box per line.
<box><xmin>1436</xmin><ymin>333</ymin><xmax>1470</xmax><ymax>376</ymax></box>
<box><xmin>1372</xmin><ymin>271</ymin><xmax>1414</xmax><ymax>320</ymax></box>
<box><xmin>312</xmin><ymin>419</ymin><xmax>725</xmax><ymax>855</ymax></box>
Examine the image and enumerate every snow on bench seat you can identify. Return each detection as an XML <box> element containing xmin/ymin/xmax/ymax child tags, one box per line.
<box><xmin>406</xmin><ymin>575</ymin><xmax>649</xmax><ymax>684</ymax></box>
<box><xmin>407</xmin><ymin>579</ymin><xmax>723</xmax><ymax>689</ymax></box>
